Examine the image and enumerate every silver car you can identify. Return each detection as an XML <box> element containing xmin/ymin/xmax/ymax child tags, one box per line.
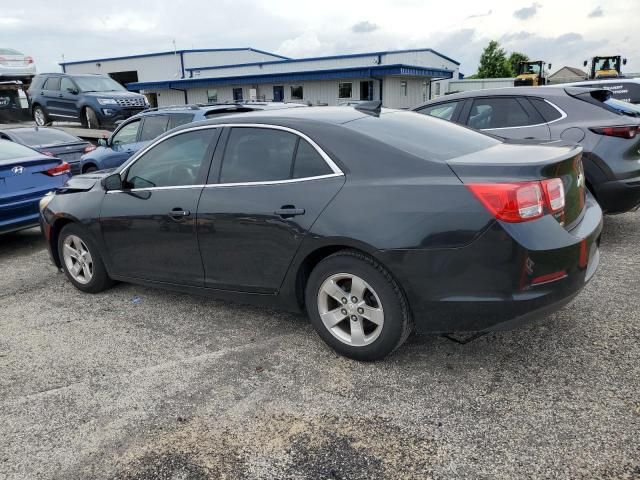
<box><xmin>0</xmin><ymin>48</ymin><xmax>36</xmax><ymax>80</ymax></box>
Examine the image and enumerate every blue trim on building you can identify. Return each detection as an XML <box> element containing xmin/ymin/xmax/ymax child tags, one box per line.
<box><xmin>126</xmin><ymin>64</ymin><xmax>454</xmax><ymax>91</ymax></box>
<box><xmin>59</xmin><ymin>47</ymin><xmax>290</xmax><ymax>66</ymax></box>
<box><xmin>186</xmin><ymin>48</ymin><xmax>460</xmax><ymax>73</ymax></box>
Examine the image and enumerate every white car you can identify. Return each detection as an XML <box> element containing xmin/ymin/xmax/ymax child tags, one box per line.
<box><xmin>0</xmin><ymin>48</ymin><xmax>36</xmax><ymax>80</ymax></box>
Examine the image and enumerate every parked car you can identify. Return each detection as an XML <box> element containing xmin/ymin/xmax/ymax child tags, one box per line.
<box><xmin>1</xmin><ymin>139</ymin><xmax>69</xmax><ymax>234</ymax></box>
<box><xmin>413</xmin><ymin>87</ymin><xmax>640</xmax><ymax>213</ymax></box>
<box><xmin>0</xmin><ymin>127</ymin><xmax>94</xmax><ymax>175</ymax></box>
<box><xmin>40</xmin><ymin>105</ymin><xmax>602</xmax><ymax>360</ymax></box>
<box><xmin>79</xmin><ymin>102</ymin><xmax>306</xmax><ymax>173</ymax></box>
<box><xmin>27</xmin><ymin>73</ymin><xmax>148</xmax><ymax>128</ymax></box>
<box><xmin>0</xmin><ymin>48</ymin><xmax>36</xmax><ymax>81</ymax></box>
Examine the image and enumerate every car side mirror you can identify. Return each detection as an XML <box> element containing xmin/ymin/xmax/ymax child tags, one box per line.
<box><xmin>583</xmin><ymin>60</ymin><xmax>588</xmax><ymax>67</ymax></box>
<box><xmin>67</xmin><ymin>88</ymin><xmax>79</xmax><ymax>95</ymax></box>
<box><xmin>102</xmin><ymin>173</ymin><xmax>123</xmax><ymax>191</ymax></box>
<box><xmin>623</xmin><ymin>58</ymin><xmax>628</xmax><ymax>66</ymax></box>
<box><xmin>547</xmin><ymin>63</ymin><xmax>552</xmax><ymax>71</ymax></box>
<box><xmin>98</xmin><ymin>138</ymin><xmax>108</xmax><ymax>147</ymax></box>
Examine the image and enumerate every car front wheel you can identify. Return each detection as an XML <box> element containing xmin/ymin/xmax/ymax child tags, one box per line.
<box><xmin>58</xmin><ymin>223</ymin><xmax>113</xmax><ymax>293</ymax></box>
<box><xmin>305</xmin><ymin>250</ymin><xmax>413</xmax><ymax>361</ymax></box>
<box><xmin>84</xmin><ymin>107</ymin><xmax>100</xmax><ymax>129</ymax></box>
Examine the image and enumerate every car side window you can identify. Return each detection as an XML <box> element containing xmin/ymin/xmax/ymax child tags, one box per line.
<box><xmin>60</xmin><ymin>77</ymin><xmax>76</xmax><ymax>93</ymax></box>
<box><xmin>168</xmin><ymin>113</ymin><xmax>195</xmax><ymax>130</ymax></box>
<box><xmin>139</xmin><ymin>115</ymin><xmax>169</xmax><ymax>142</ymax></box>
<box><xmin>220</xmin><ymin>128</ymin><xmax>298</xmax><ymax>183</ymax></box>
<box><xmin>43</xmin><ymin>77</ymin><xmax>61</xmax><ymax>91</ymax></box>
<box><xmin>529</xmin><ymin>98</ymin><xmax>563</xmax><ymax>123</ymax></box>
<box><xmin>125</xmin><ymin>129</ymin><xmax>216</xmax><ymax>189</ymax></box>
<box><xmin>467</xmin><ymin>97</ymin><xmax>541</xmax><ymax>129</ymax></box>
<box><xmin>416</xmin><ymin>101</ymin><xmax>460</xmax><ymax>121</ymax></box>
<box><xmin>293</xmin><ymin>139</ymin><xmax>332</xmax><ymax>178</ymax></box>
<box><xmin>111</xmin><ymin>120</ymin><xmax>141</xmax><ymax>146</ymax></box>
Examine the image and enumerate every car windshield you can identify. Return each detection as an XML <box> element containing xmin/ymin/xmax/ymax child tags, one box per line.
<box><xmin>72</xmin><ymin>76</ymin><xmax>126</xmax><ymax>93</ymax></box>
<box><xmin>604</xmin><ymin>98</ymin><xmax>640</xmax><ymax>117</ymax></box>
<box><xmin>345</xmin><ymin>111</ymin><xmax>500</xmax><ymax>162</ymax></box>
<box><xmin>0</xmin><ymin>140</ymin><xmax>40</xmax><ymax>163</ymax></box>
<box><xmin>11</xmin><ymin>128</ymin><xmax>81</xmax><ymax>147</ymax></box>
<box><xmin>0</xmin><ymin>48</ymin><xmax>23</xmax><ymax>55</ymax></box>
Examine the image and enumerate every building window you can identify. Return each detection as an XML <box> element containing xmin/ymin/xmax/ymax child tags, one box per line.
<box><xmin>233</xmin><ymin>88</ymin><xmax>243</xmax><ymax>102</ymax></box>
<box><xmin>435</xmin><ymin>83</ymin><xmax>441</xmax><ymax>96</ymax></box>
<box><xmin>338</xmin><ymin>82</ymin><xmax>352</xmax><ymax>99</ymax></box>
<box><xmin>290</xmin><ymin>85</ymin><xmax>303</xmax><ymax>100</ymax></box>
<box><xmin>401</xmin><ymin>81</ymin><xmax>408</xmax><ymax>96</ymax></box>
<box><xmin>422</xmin><ymin>82</ymin><xmax>428</xmax><ymax>101</ymax></box>
<box><xmin>207</xmin><ymin>89</ymin><xmax>218</xmax><ymax>103</ymax></box>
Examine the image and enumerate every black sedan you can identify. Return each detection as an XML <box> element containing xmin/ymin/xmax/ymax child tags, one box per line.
<box><xmin>39</xmin><ymin>104</ymin><xmax>602</xmax><ymax>360</ymax></box>
<box><xmin>0</xmin><ymin>127</ymin><xmax>94</xmax><ymax>175</ymax></box>
<box><xmin>414</xmin><ymin>87</ymin><xmax>640</xmax><ymax>213</ymax></box>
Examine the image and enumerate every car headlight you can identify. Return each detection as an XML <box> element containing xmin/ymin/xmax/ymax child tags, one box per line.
<box><xmin>97</xmin><ymin>98</ymin><xmax>118</xmax><ymax>105</ymax></box>
<box><xmin>39</xmin><ymin>191</ymin><xmax>55</xmax><ymax>211</ymax></box>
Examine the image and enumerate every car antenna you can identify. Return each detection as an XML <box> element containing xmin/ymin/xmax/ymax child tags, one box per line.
<box><xmin>354</xmin><ymin>100</ymin><xmax>382</xmax><ymax>115</ymax></box>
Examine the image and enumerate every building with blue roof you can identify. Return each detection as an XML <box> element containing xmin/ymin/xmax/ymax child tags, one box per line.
<box><xmin>60</xmin><ymin>47</ymin><xmax>458</xmax><ymax>109</ymax></box>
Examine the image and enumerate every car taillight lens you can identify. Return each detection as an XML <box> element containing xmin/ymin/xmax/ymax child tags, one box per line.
<box><xmin>589</xmin><ymin>125</ymin><xmax>639</xmax><ymax>139</ymax></box>
<box><xmin>84</xmin><ymin>144</ymin><xmax>97</xmax><ymax>153</ymax></box>
<box><xmin>467</xmin><ymin>178</ymin><xmax>566</xmax><ymax>223</ymax></box>
<box><xmin>25</xmin><ymin>56</ymin><xmax>34</xmax><ymax>64</ymax></box>
<box><xmin>541</xmin><ymin>178</ymin><xmax>565</xmax><ymax>213</ymax></box>
<box><xmin>45</xmin><ymin>162</ymin><xmax>70</xmax><ymax>176</ymax></box>
<box><xmin>42</xmin><ymin>151</ymin><xmax>54</xmax><ymax>157</ymax></box>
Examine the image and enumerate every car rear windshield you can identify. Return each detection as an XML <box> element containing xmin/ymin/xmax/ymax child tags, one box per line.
<box><xmin>0</xmin><ymin>140</ymin><xmax>40</xmax><ymax>162</ymax></box>
<box><xmin>0</xmin><ymin>48</ymin><xmax>22</xmax><ymax>55</ymax></box>
<box><xmin>72</xmin><ymin>76</ymin><xmax>126</xmax><ymax>93</ymax></box>
<box><xmin>345</xmin><ymin>111</ymin><xmax>500</xmax><ymax>162</ymax></box>
<box><xmin>603</xmin><ymin>98</ymin><xmax>640</xmax><ymax>117</ymax></box>
<box><xmin>11</xmin><ymin>129</ymin><xmax>81</xmax><ymax>147</ymax></box>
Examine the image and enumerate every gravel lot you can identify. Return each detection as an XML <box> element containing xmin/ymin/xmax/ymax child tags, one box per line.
<box><xmin>1</xmin><ymin>215</ymin><xmax>639</xmax><ymax>480</ymax></box>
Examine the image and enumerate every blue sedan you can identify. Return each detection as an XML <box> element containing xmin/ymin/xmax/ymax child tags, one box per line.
<box><xmin>0</xmin><ymin>139</ymin><xmax>70</xmax><ymax>234</ymax></box>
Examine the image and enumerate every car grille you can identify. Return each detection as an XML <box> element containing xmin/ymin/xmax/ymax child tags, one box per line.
<box><xmin>115</xmin><ymin>97</ymin><xmax>145</xmax><ymax>107</ymax></box>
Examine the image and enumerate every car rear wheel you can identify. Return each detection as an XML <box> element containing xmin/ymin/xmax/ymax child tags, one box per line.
<box><xmin>33</xmin><ymin>106</ymin><xmax>51</xmax><ymax>126</ymax></box>
<box><xmin>58</xmin><ymin>223</ymin><xmax>113</xmax><ymax>293</ymax></box>
<box><xmin>83</xmin><ymin>165</ymin><xmax>98</xmax><ymax>174</ymax></box>
<box><xmin>305</xmin><ymin>250</ymin><xmax>413</xmax><ymax>361</ymax></box>
<box><xmin>84</xmin><ymin>107</ymin><xmax>100</xmax><ymax>129</ymax></box>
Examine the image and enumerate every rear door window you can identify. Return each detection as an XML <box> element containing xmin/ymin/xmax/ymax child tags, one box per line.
<box><xmin>168</xmin><ymin>113</ymin><xmax>195</xmax><ymax>130</ymax></box>
<box><xmin>529</xmin><ymin>98</ymin><xmax>564</xmax><ymax>122</ymax></box>
<box><xmin>43</xmin><ymin>77</ymin><xmax>61</xmax><ymax>91</ymax></box>
<box><xmin>139</xmin><ymin>115</ymin><xmax>169</xmax><ymax>142</ymax></box>
<box><xmin>467</xmin><ymin>97</ymin><xmax>543</xmax><ymax>129</ymax></box>
<box><xmin>415</xmin><ymin>101</ymin><xmax>461</xmax><ymax>121</ymax></box>
<box><xmin>292</xmin><ymin>139</ymin><xmax>332</xmax><ymax>178</ymax></box>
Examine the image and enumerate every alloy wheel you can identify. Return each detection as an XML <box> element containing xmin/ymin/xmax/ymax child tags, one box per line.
<box><xmin>62</xmin><ymin>235</ymin><xmax>94</xmax><ymax>284</ymax></box>
<box><xmin>317</xmin><ymin>273</ymin><xmax>384</xmax><ymax>347</ymax></box>
<box><xmin>34</xmin><ymin>108</ymin><xmax>45</xmax><ymax>126</ymax></box>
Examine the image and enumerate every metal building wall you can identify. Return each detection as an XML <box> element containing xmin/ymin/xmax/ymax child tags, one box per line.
<box><xmin>64</xmin><ymin>54</ymin><xmax>181</xmax><ymax>83</ymax></box>
<box><xmin>382</xmin><ymin>77</ymin><xmax>428</xmax><ymax>109</ymax></box>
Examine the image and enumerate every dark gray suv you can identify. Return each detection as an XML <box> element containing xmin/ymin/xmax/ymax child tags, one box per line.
<box><xmin>414</xmin><ymin>87</ymin><xmax>640</xmax><ymax>213</ymax></box>
<box><xmin>27</xmin><ymin>73</ymin><xmax>148</xmax><ymax>129</ymax></box>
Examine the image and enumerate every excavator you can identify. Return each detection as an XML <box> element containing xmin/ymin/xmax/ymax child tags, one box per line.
<box><xmin>514</xmin><ymin>61</ymin><xmax>550</xmax><ymax>87</ymax></box>
<box><xmin>583</xmin><ymin>56</ymin><xmax>627</xmax><ymax>79</ymax></box>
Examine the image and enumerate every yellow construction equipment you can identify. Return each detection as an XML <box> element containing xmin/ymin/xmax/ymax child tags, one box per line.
<box><xmin>584</xmin><ymin>56</ymin><xmax>627</xmax><ymax>79</ymax></box>
<box><xmin>514</xmin><ymin>61</ymin><xmax>549</xmax><ymax>87</ymax></box>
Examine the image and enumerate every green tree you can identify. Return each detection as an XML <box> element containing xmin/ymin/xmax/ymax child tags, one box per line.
<box><xmin>476</xmin><ymin>40</ymin><xmax>512</xmax><ymax>78</ymax></box>
<box><xmin>508</xmin><ymin>52</ymin><xmax>530</xmax><ymax>76</ymax></box>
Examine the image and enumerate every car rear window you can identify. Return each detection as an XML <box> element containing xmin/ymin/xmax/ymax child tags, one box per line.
<box><xmin>602</xmin><ymin>98</ymin><xmax>640</xmax><ymax>117</ymax></box>
<box><xmin>0</xmin><ymin>48</ymin><xmax>22</xmax><ymax>55</ymax></box>
<box><xmin>139</xmin><ymin>115</ymin><xmax>169</xmax><ymax>142</ymax></box>
<box><xmin>529</xmin><ymin>98</ymin><xmax>564</xmax><ymax>122</ymax></box>
<box><xmin>11</xmin><ymin>129</ymin><xmax>81</xmax><ymax>147</ymax></box>
<box><xmin>0</xmin><ymin>140</ymin><xmax>40</xmax><ymax>162</ymax></box>
<box><xmin>345</xmin><ymin>111</ymin><xmax>500</xmax><ymax>162</ymax></box>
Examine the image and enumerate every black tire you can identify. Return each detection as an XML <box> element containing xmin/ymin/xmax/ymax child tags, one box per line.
<box><xmin>305</xmin><ymin>249</ymin><xmax>413</xmax><ymax>361</ymax></box>
<box><xmin>84</xmin><ymin>107</ymin><xmax>100</xmax><ymax>129</ymax></box>
<box><xmin>33</xmin><ymin>105</ymin><xmax>51</xmax><ymax>126</ymax></box>
<box><xmin>57</xmin><ymin>223</ymin><xmax>113</xmax><ymax>293</ymax></box>
<box><xmin>83</xmin><ymin>165</ymin><xmax>98</xmax><ymax>174</ymax></box>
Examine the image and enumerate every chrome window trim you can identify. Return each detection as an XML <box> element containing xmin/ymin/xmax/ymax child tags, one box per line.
<box><xmin>478</xmin><ymin>97</ymin><xmax>568</xmax><ymax>131</ymax></box>
<box><xmin>107</xmin><ymin>123</ymin><xmax>343</xmax><ymax>194</ymax></box>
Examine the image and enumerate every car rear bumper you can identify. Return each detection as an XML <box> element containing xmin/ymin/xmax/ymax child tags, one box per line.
<box><xmin>377</xmin><ymin>193</ymin><xmax>603</xmax><ymax>333</ymax></box>
<box><xmin>591</xmin><ymin>175</ymin><xmax>640</xmax><ymax>213</ymax></box>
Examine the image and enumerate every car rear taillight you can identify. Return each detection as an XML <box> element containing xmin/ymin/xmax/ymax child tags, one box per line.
<box><xmin>589</xmin><ymin>125</ymin><xmax>639</xmax><ymax>139</ymax></box>
<box><xmin>467</xmin><ymin>178</ymin><xmax>566</xmax><ymax>223</ymax></box>
<box><xmin>45</xmin><ymin>162</ymin><xmax>70</xmax><ymax>176</ymax></box>
<box><xmin>541</xmin><ymin>178</ymin><xmax>565</xmax><ymax>213</ymax></box>
<box><xmin>84</xmin><ymin>144</ymin><xmax>97</xmax><ymax>153</ymax></box>
<box><xmin>42</xmin><ymin>151</ymin><xmax>54</xmax><ymax>157</ymax></box>
<box><xmin>25</xmin><ymin>56</ymin><xmax>34</xmax><ymax>64</ymax></box>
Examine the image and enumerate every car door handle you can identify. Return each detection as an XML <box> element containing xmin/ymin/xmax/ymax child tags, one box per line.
<box><xmin>58</xmin><ymin>94</ymin><xmax>63</xmax><ymax>98</ymax></box>
<box><xmin>274</xmin><ymin>206</ymin><xmax>305</xmax><ymax>218</ymax></box>
<box><xmin>168</xmin><ymin>208</ymin><xmax>190</xmax><ymax>220</ymax></box>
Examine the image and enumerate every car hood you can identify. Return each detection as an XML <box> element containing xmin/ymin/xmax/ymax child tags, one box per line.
<box><xmin>62</xmin><ymin>169</ymin><xmax>115</xmax><ymax>191</ymax></box>
<box><xmin>82</xmin><ymin>91</ymin><xmax>144</xmax><ymax>100</ymax></box>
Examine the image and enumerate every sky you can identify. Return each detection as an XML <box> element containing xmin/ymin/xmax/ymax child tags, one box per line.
<box><xmin>2</xmin><ymin>0</ymin><xmax>639</xmax><ymax>76</ymax></box>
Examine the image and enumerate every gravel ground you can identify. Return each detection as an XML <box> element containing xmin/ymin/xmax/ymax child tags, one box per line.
<box><xmin>1</xmin><ymin>215</ymin><xmax>639</xmax><ymax>480</ymax></box>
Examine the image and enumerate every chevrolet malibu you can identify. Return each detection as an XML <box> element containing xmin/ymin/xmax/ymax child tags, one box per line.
<box><xmin>39</xmin><ymin>105</ymin><xmax>603</xmax><ymax>361</ymax></box>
